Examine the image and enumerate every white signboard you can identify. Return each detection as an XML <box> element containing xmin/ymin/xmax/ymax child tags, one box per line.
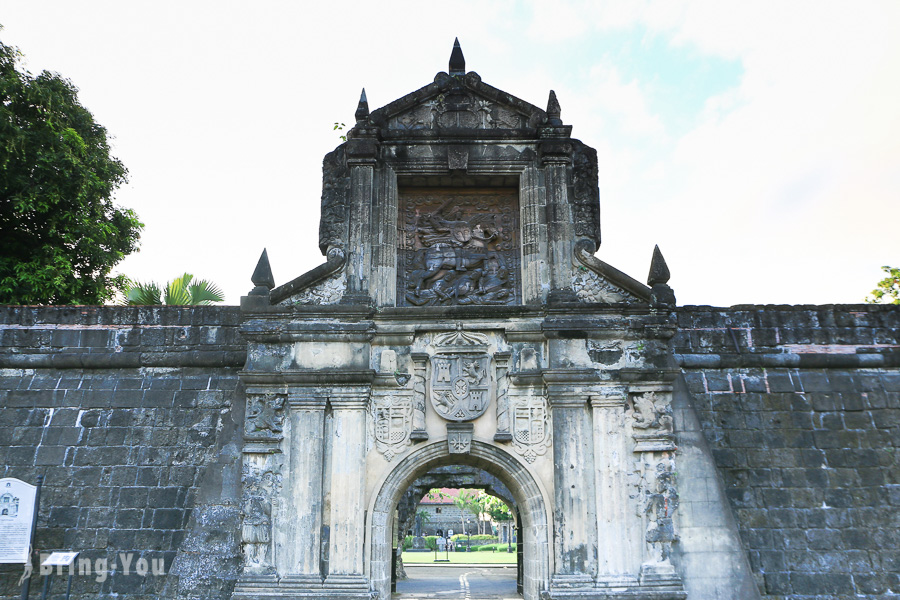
<box><xmin>0</xmin><ymin>478</ymin><xmax>37</xmax><ymax>564</ymax></box>
<box><xmin>42</xmin><ymin>552</ymin><xmax>79</xmax><ymax>567</ymax></box>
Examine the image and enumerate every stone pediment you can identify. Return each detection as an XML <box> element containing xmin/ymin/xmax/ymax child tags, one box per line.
<box><xmin>367</xmin><ymin>72</ymin><xmax>548</xmax><ymax>135</ymax></box>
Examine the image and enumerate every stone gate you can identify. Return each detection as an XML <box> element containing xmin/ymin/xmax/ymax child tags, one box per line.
<box><xmin>231</xmin><ymin>41</ymin><xmax>743</xmax><ymax>600</ymax></box>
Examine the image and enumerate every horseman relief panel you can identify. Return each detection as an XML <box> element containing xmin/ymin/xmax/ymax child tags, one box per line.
<box><xmin>398</xmin><ymin>189</ymin><xmax>521</xmax><ymax>306</ymax></box>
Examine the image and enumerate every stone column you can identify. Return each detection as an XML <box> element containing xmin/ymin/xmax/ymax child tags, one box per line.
<box><xmin>545</xmin><ymin>374</ymin><xmax>596</xmax><ymax>589</ymax></box>
<box><xmin>591</xmin><ymin>388</ymin><xmax>642</xmax><ymax>583</ymax></box>
<box><xmin>324</xmin><ymin>391</ymin><xmax>369</xmax><ymax>589</ymax></box>
<box><xmin>284</xmin><ymin>392</ymin><xmax>326</xmax><ymax>580</ymax></box>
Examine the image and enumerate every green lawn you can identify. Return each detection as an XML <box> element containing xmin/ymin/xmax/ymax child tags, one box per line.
<box><xmin>401</xmin><ymin>550</ymin><xmax>517</xmax><ymax>564</ymax></box>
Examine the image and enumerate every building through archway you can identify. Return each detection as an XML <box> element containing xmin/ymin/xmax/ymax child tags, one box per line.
<box><xmin>370</xmin><ymin>440</ymin><xmax>549</xmax><ymax>600</ymax></box>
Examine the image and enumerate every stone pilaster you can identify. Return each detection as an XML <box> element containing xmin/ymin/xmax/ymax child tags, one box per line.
<box><xmin>591</xmin><ymin>389</ymin><xmax>642</xmax><ymax>584</ymax></box>
<box><xmin>284</xmin><ymin>392</ymin><xmax>327</xmax><ymax>581</ymax></box>
<box><xmin>545</xmin><ymin>372</ymin><xmax>596</xmax><ymax>589</ymax></box>
<box><xmin>541</xmin><ymin>141</ymin><xmax>577</xmax><ymax>303</ymax></box>
<box><xmin>324</xmin><ymin>391</ymin><xmax>369</xmax><ymax>590</ymax></box>
<box><xmin>342</xmin><ymin>135</ymin><xmax>377</xmax><ymax>304</ymax></box>
<box><xmin>371</xmin><ymin>165</ymin><xmax>397</xmax><ymax>306</ymax></box>
<box><xmin>519</xmin><ymin>165</ymin><xmax>548</xmax><ymax>304</ymax></box>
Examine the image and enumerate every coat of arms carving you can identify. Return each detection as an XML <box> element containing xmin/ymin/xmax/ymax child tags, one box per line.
<box><xmin>511</xmin><ymin>395</ymin><xmax>552</xmax><ymax>463</ymax></box>
<box><xmin>371</xmin><ymin>395</ymin><xmax>413</xmax><ymax>461</ymax></box>
<box><xmin>429</xmin><ymin>329</ymin><xmax>492</xmax><ymax>422</ymax></box>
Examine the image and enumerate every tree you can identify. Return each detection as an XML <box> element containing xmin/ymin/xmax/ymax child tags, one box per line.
<box><xmin>484</xmin><ymin>495</ymin><xmax>512</xmax><ymax>524</ymax></box>
<box><xmin>124</xmin><ymin>273</ymin><xmax>224</xmax><ymax>305</ymax></box>
<box><xmin>867</xmin><ymin>266</ymin><xmax>900</xmax><ymax>305</ymax></box>
<box><xmin>0</xmin><ymin>31</ymin><xmax>142</xmax><ymax>305</ymax></box>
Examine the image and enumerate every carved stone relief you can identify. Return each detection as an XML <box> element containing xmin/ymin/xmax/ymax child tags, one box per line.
<box><xmin>283</xmin><ymin>272</ymin><xmax>346</xmax><ymax>306</ymax></box>
<box><xmin>399</xmin><ymin>189</ymin><xmax>520</xmax><ymax>306</ymax></box>
<box><xmin>447</xmin><ymin>423</ymin><xmax>474</xmax><ymax>454</ymax></box>
<box><xmin>510</xmin><ymin>394</ymin><xmax>552</xmax><ymax>463</ymax></box>
<box><xmin>428</xmin><ymin>329</ymin><xmax>492</xmax><ymax>422</ymax></box>
<box><xmin>572</xmin><ymin>266</ymin><xmax>637</xmax><ymax>304</ymax></box>
<box><xmin>388</xmin><ymin>90</ymin><xmax>530</xmax><ymax>131</ymax></box>
<box><xmin>638</xmin><ymin>454</ymin><xmax>679</xmax><ymax>582</ymax></box>
<box><xmin>370</xmin><ymin>394</ymin><xmax>413</xmax><ymax>462</ymax></box>
<box><xmin>241</xmin><ymin>458</ymin><xmax>282</xmax><ymax>573</ymax></box>
<box><xmin>627</xmin><ymin>391</ymin><xmax>675</xmax><ymax>452</ymax></box>
<box><xmin>244</xmin><ymin>394</ymin><xmax>286</xmax><ymax>441</ymax></box>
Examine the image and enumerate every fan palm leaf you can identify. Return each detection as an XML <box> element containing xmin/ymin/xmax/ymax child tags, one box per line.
<box><xmin>124</xmin><ymin>273</ymin><xmax>224</xmax><ymax>305</ymax></box>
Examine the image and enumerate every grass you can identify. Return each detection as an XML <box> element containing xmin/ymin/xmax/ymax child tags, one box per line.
<box><xmin>401</xmin><ymin>550</ymin><xmax>517</xmax><ymax>564</ymax></box>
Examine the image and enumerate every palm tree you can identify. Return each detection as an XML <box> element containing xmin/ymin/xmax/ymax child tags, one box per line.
<box><xmin>124</xmin><ymin>273</ymin><xmax>224</xmax><ymax>305</ymax></box>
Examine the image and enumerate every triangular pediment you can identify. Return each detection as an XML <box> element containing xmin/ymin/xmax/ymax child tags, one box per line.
<box><xmin>368</xmin><ymin>72</ymin><xmax>547</xmax><ymax>133</ymax></box>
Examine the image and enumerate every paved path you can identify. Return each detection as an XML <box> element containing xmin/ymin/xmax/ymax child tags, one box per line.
<box><xmin>394</xmin><ymin>566</ymin><xmax>519</xmax><ymax>599</ymax></box>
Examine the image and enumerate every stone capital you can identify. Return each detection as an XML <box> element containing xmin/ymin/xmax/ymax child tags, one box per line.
<box><xmin>287</xmin><ymin>390</ymin><xmax>328</xmax><ymax>409</ymax></box>
<box><xmin>546</xmin><ymin>392</ymin><xmax>589</xmax><ymax>409</ymax></box>
<box><xmin>590</xmin><ymin>387</ymin><xmax>627</xmax><ymax>409</ymax></box>
<box><xmin>329</xmin><ymin>390</ymin><xmax>369</xmax><ymax>410</ymax></box>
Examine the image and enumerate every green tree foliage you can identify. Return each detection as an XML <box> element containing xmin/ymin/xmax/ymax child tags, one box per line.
<box><xmin>867</xmin><ymin>266</ymin><xmax>900</xmax><ymax>305</ymax></box>
<box><xmin>0</xmin><ymin>32</ymin><xmax>142</xmax><ymax>304</ymax></box>
<box><xmin>124</xmin><ymin>273</ymin><xmax>224</xmax><ymax>305</ymax></box>
<box><xmin>483</xmin><ymin>495</ymin><xmax>512</xmax><ymax>523</ymax></box>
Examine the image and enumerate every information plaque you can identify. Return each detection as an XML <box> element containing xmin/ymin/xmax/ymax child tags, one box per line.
<box><xmin>0</xmin><ymin>478</ymin><xmax>37</xmax><ymax>564</ymax></box>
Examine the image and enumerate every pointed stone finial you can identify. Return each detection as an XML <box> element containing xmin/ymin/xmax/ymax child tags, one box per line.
<box><xmin>647</xmin><ymin>245</ymin><xmax>671</xmax><ymax>286</ymax></box>
<box><xmin>251</xmin><ymin>248</ymin><xmax>275</xmax><ymax>294</ymax></box>
<box><xmin>547</xmin><ymin>90</ymin><xmax>562</xmax><ymax>125</ymax></box>
<box><xmin>355</xmin><ymin>88</ymin><xmax>369</xmax><ymax>124</ymax></box>
<box><xmin>449</xmin><ymin>38</ymin><xmax>465</xmax><ymax>75</ymax></box>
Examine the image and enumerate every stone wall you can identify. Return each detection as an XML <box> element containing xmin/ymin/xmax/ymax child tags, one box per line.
<box><xmin>0</xmin><ymin>306</ymin><xmax>245</xmax><ymax>600</ymax></box>
<box><xmin>674</xmin><ymin>305</ymin><xmax>900</xmax><ymax>599</ymax></box>
<box><xmin>1</xmin><ymin>303</ymin><xmax>898</xmax><ymax>600</ymax></box>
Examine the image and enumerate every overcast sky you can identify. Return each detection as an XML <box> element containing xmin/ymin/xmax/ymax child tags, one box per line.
<box><xmin>2</xmin><ymin>1</ymin><xmax>898</xmax><ymax>306</ymax></box>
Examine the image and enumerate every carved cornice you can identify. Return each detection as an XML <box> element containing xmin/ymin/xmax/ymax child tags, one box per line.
<box><xmin>240</xmin><ymin>369</ymin><xmax>376</xmax><ymax>386</ymax></box>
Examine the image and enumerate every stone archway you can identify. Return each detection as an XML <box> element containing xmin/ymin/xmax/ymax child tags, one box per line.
<box><xmin>369</xmin><ymin>440</ymin><xmax>551</xmax><ymax>600</ymax></box>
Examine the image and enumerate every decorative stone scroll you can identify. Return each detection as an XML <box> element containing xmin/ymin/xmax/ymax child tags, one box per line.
<box><xmin>572</xmin><ymin>266</ymin><xmax>637</xmax><ymax>304</ymax></box>
<box><xmin>244</xmin><ymin>393</ymin><xmax>286</xmax><ymax>442</ymax></box>
<box><xmin>398</xmin><ymin>189</ymin><xmax>520</xmax><ymax>306</ymax></box>
<box><xmin>282</xmin><ymin>272</ymin><xmax>346</xmax><ymax>306</ymax></box>
<box><xmin>370</xmin><ymin>395</ymin><xmax>413</xmax><ymax>462</ymax></box>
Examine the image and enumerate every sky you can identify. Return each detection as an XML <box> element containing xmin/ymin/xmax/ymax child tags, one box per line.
<box><xmin>1</xmin><ymin>0</ymin><xmax>898</xmax><ymax>306</ymax></box>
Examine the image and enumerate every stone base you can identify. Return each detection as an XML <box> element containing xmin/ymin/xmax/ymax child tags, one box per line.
<box><xmin>233</xmin><ymin>574</ymin><xmax>375</xmax><ymax>599</ymax></box>
<box><xmin>546</xmin><ymin>573</ymin><xmax>685</xmax><ymax>600</ymax></box>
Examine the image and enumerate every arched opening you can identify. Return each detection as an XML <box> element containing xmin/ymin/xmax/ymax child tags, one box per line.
<box><xmin>369</xmin><ymin>440</ymin><xmax>551</xmax><ymax>600</ymax></box>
